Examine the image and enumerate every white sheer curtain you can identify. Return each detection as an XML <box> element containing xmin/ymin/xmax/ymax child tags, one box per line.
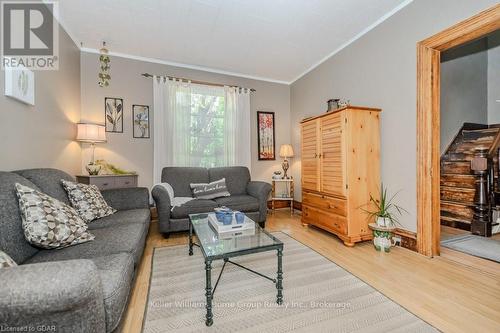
<box><xmin>224</xmin><ymin>86</ymin><xmax>251</xmax><ymax>169</ymax></box>
<box><xmin>153</xmin><ymin>77</ymin><xmax>251</xmax><ymax>184</ymax></box>
<box><xmin>153</xmin><ymin>77</ymin><xmax>191</xmax><ymax>183</ymax></box>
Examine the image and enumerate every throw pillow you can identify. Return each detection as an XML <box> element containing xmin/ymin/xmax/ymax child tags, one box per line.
<box><xmin>61</xmin><ymin>180</ymin><xmax>116</xmax><ymax>223</ymax></box>
<box><xmin>190</xmin><ymin>178</ymin><xmax>231</xmax><ymax>200</ymax></box>
<box><xmin>0</xmin><ymin>250</ymin><xmax>17</xmax><ymax>268</ymax></box>
<box><xmin>15</xmin><ymin>183</ymin><xmax>95</xmax><ymax>249</ymax></box>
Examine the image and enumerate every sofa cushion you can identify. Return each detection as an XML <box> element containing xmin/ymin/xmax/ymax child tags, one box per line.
<box><xmin>24</xmin><ymin>222</ymin><xmax>148</xmax><ymax>265</ymax></box>
<box><xmin>15</xmin><ymin>183</ymin><xmax>95</xmax><ymax>249</ymax></box>
<box><xmin>214</xmin><ymin>195</ymin><xmax>259</xmax><ymax>212</ymax></box>
<box><xmin>0</xmin><ymin>250</ymin><xmax>17</xmax><ymax>268</ymax></box>
<box><xmin>208</xmin><ymin>167</ymin><xmax>250</xmax><ymax>195</ymax></box>
<box><xmin>61</xmin><ymin>180</ymin><xmax>116</xmax><ymax>223</ymax></box>
<box><xmin>88</xmin><ymin>209</ymin><xmax>150</xmax><ymax>230</ymax></box>
<box><xmin>161</xmin><ymin>167</ymin><xmax>209</xmax><ymax>197</ymax></box>
<box><xmin>13</xmin><ymin>168</ymin><xmax>74</xmax><ymax>205</ymax></box>
<box><xmin>171</xmin><ymin>199</ymin><xmax>218</xmax><ymax>219</ymax></box>
<box><xmin>92</xmin><ymin>253</ymin><xmax>134</xmax><ymax>332</ymax></box>
<box><xmin>0</xmin><ymin>172</ymin><xmax>40</xmax><ymax>264</ymax></box>
<box><xmin>190</xmin><ymin>178</ymin><xmax>231</xmax><ymax>199</ymax></box>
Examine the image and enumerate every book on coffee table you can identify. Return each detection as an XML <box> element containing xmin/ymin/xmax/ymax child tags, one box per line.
<box><xmin>207</xmin><ymin>212</ymin><xmax>255</xmax><ymax>234</ymax></box>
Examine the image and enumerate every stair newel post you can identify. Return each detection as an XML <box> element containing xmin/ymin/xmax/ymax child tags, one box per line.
<box><xmin>471</xmin><ymin>148</ymin><xmax>492</xmax><ymax>237</ymax></box>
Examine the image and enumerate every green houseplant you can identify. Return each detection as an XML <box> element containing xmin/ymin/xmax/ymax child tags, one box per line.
<box><xmin>363</xmin><ymin>184</ymin><xmax>407</xmax><ymax>252</ymax></box>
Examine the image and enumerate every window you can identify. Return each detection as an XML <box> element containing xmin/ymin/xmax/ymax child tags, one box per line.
<box><xmin>188</xmin><ymin>87</ymin><xmax>225</xmax><ymax>168</ymax></box>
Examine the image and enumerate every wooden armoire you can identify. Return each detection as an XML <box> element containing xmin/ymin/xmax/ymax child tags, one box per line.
<box><xmin>300</xmin><ymin>106</ymin><xmax>381</xmax><ymax>246</ymax></box>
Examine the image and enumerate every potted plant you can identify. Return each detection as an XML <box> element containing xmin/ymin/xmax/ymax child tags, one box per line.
<box><xmin>362</xmin><ymin>184</ymin><xmax>407</xmax><ymax>252</ymax></box>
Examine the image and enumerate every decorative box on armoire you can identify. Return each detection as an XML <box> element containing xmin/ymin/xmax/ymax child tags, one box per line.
<box><xmin>300</xmin><ymin>105</ymin><xmax>381</xmax><ymax>247</ymax></box>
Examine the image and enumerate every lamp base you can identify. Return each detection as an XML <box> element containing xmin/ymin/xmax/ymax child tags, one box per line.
<box><xmin>281</xmin><ymin>159</ymin><xmax>289</xmax><ymax>179</ymax></box>
<box><xmin>86</xmin><ymin>163</ymin><xmax>101</xmax><ymax>176</ymax></box>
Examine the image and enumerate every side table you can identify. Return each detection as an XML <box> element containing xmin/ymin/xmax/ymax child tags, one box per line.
<box><xmin>271</xmin><ymin>178</ymin><xmax>294</xmax><ymax>215</ymax></box>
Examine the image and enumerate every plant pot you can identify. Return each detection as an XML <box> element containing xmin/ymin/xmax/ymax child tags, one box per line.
<box><xmin>376</xmin><ymin>216</ymin><xmax>389</xmax><ymax>227</ymax></box>
<box><xmin>373</xmin><ymin>230</ymin><xmax>395</xmax><ymax>253</ymax></box>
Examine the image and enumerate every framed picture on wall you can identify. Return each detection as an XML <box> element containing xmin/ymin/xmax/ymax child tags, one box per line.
<box><xmin>105</xmin><ymin>97</ymin><xmax>123</xmax><ymax>133</ymax></box>
<box><xmin>132</xmin><ymin>104</ymin><xmax>150</xmax><ymax>138</ymax></box>
<box><xmin>4</xmin><ymin>66</ymin><xmax>35</xmax><ymax>105</ymax></box>
<box><xmin>257</xmin><ymin>111</ymin><xmax>275</xmax><ymax>160</ymax></box>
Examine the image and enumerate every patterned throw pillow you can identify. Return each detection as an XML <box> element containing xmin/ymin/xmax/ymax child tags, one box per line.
<box><xmin>190</xmin><ymin>178</ymin><xmax>231</xmax><ymax>199</ymax></box>
<box><xmin>0</xmin><ymin>250</ymin><xmax>17</xmax><ymax>268</ymax></box>
<box><xmin>61</xmin><ymin>180</ymin><xmax>116</xmax><ymax>223</ymax></box>
<box><xmin>15</xmin><ymin>183</ymin><xmax>95</xmax><ymax>249</ymax></box>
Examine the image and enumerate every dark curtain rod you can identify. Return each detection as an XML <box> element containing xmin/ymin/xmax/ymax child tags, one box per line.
<box><xmin>141</xmin><ymin>73</ymin><xmax>256</xmax><ymax>92</ymax></box>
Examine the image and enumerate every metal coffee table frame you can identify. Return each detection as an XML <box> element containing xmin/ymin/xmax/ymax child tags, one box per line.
<box><xmin>188</xmin><ymin>213</ymin><xmax>284</xmax><ymax>326</ymax></box>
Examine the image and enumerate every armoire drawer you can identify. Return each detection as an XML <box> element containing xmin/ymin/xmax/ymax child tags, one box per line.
<box><xmin>114</xmin><ymin>176</ymin><xmax>137</xmax><ymax>188</ymax></box>
<box><xmin>91</xmin><ymin>177</ymin><xmax>115</xmax><ymax>190</ymax></box>
<box><xmin>302</xmin><ymin>192</ymin><xmax>347</xmax><ymax>216</ymax></box>
<box><xmin>302</xmin><ymin>204</ymin><xmax>348</xmax><ymax>235</ymax></box>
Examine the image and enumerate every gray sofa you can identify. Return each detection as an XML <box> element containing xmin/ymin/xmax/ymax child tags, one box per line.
<box><xmin>152</xmin><ymin>166</ymin><xmax>271</xmax><ymax>236</ymax></box>
<box><xmin>0</xmin><ymin>168</ymin><xmax>150</xmax><ymax>333</ymax></box>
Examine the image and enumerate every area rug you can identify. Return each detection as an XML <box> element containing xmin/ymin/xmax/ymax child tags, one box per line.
<box><xmin>142</xmin><ymin>232</ymin><xmax>437</xmax><ymax>332</ymax></box>
<box><xmin>441</xmin><ymin>234</ymin><xmax>500</xmax><ymax>263</ymax></box>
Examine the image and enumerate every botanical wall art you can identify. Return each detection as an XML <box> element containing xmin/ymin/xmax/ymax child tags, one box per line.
<box><xmin>4</xmin><ymin>66</ymin><xmax>35</xmax><ymax>105</ymax></box>
<box><xmin>257</xmin><ymin>111</ymin><xmax>275</xmax><ymax>160</ymax></box>
<box><xmin>105</xmin><ymin>97</ymin><xmax>123</xmax><ymax>133</ymax></box>
<box><xmin>133</xmin><ymin>104</ymin><xmax>150</xmax><ymax>138</ymax></box>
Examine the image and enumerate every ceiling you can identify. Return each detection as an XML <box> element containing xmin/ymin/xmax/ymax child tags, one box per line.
<box><xmin>58</xmin><ymin>0</ymin><xmax>410</xmax><ymax>83</ymax></box>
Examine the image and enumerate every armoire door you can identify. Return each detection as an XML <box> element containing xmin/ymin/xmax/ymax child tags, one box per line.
<box><xmin>301</xmin><ymin>119</ymin><xmax>320</xmax><ymax>191</ymax></box>
<box><xmin>320</xmin><ymin>112</ymin><xmax>346</xmax><ymax>197</ymax></box>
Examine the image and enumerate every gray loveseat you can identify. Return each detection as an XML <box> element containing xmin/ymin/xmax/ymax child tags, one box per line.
<box><xmin>0</xmin><ymin>168</ymin><xmax>150</xmax><ymax>333</ymax></box>
<box><xmin>152</xmin><ymin>166</ymin><xmax>271</xmax><ymax>236</ymax></box>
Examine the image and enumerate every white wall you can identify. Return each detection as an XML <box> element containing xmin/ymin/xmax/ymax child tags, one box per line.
<box><xmin>487</xmin><ymin>32</ymin><xmax>500</xmax><ymax>123</ymax></box>
<box><xmin>290</xmin><ymin>0</ymin><xmax>498</xmax><ymax>232</ymax></box>
<box><xmin>80</xmin><ymin>52</ymin><xmax>290</xmax><ymax>190</ymax></box>
<box><xmin>0</xmin><ymin>22</ymin><xmax>81</xmax><ymax>174</ymax></box>
<box><xmin>440</xmin><ymin>39</ymin><xmax>488</xmax><ymax>153</ymax></box>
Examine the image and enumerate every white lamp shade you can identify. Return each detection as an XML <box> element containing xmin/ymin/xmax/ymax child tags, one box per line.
<box><xmin>76</xmin><ymin>123</ymin><xmax>106</xmax><ymax>143</ymax></box>
<box><xmin>279</xmin><ymin>144</ymin><xmax>294</xmax><ymax>158</ymax></box>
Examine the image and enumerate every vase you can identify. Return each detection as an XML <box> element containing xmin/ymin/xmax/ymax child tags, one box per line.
<box><xmin>372</xmin><ymin>230</ymin><xmax>395</xmax><ymax>253</ymax></box>
<box><xmin>86</xmin><ymin>163</ymin><xmax>101</xmax><ymax>175</ymax></box>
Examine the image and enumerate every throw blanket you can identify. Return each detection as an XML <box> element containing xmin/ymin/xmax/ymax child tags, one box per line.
<box><xmin>152</xmin><ymin>183</ymin><xmax>194</xmax><ymax>211</ymax></box>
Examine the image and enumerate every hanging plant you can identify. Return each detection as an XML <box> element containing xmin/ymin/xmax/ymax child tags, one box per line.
<box><xmin>98</xmin><ymin>42</ymin><xmax>111</xmax><ymax>87</ymax></box>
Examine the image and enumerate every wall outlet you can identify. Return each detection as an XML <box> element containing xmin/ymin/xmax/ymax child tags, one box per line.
<box><xmin>392</xmin><ymin>235</ymin><xmax>402</xmax><ymax>246</ymax></box>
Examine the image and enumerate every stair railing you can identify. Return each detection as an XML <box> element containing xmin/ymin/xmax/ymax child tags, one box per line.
<box><xmin>471</xmin><ymin>148</ymin><xmax>493</xmax><ymax>237</ymax></box>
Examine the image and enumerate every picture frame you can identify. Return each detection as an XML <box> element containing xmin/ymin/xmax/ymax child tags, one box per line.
<box><xmin>105</xmin><ymin>97</ymin><xmax>123</xmax><ymax>133</ymax></box>
<box><xmin>132</xmin><ymin>104</ymin><xmax>150</xmax><ymax>138</ymax></box>
<box><xmin>4</xmin><ymin>66</ymin><xmax>35</xmax><ymax>105</ymax></box>
<box><xmin>257</xmin><ymin>111</ymin><xmax>276</xmax><ymax>160</ymax></box>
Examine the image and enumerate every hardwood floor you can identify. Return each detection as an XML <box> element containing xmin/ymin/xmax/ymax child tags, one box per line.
<box><xmin>122</xmin><ymin>210</ymin><xmax>500</xmax><ymax>333</ymax></box>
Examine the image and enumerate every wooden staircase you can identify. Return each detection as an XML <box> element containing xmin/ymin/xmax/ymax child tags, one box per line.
<box><xmin>440</xmin><ymin>124</ymin><xmax>500</xmax><ymax>231</ymax></box>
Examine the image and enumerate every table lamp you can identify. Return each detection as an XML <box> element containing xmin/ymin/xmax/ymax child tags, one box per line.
<box><xmin>279</xmin><ymin>144</ymin><xmax>294</xmax><ymax>179</ymax></box>
<box><xmin>76</xmin><ymin>123</ymin><xmax>106</xmax><ymax>175</ymax></box>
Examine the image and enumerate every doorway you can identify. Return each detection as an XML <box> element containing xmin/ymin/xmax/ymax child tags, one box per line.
<box><xmin>416</xmin><ymin>4</ymin><xmax>500</xmax><ymax>257</ymax></box>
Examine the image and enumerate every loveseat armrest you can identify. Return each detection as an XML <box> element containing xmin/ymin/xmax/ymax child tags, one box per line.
<box><xmin>101</xmin><ymin>187</ymin><xmax>150</xmax><ymax>211</ymax></box>
<box><xmin>0</xmin><ymin>259</ymin><xmax>106</xmax><ymax>332</ymax></box>
<box><xmin>151</xmin><ymin>185</ymin><xmax>172</xmax><ymax>233</ymax></box>
<box><xmin>247</xmin><ymin>181</ymin><xmax>272</xmax><ymax>223</ymax></box>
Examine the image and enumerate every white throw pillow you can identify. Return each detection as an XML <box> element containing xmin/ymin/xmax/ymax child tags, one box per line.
<box><xmin>61</xmin><ymin>180</ymin><xmax>116</xmax><ymax>223</ymax></box>
<box><xmin>15</xmin><ymin>183</ymin><xmax>94</xmax><ymax>249</ymax></box>
<box><xmin>0</xmin><ymin>250</ymin><xmax>17</xmax><ymax>268</ymax></box>
<box><xmin>190</xmin><ymin>178</ymin><xmax>231</xmax><ymax>200</ymax></box>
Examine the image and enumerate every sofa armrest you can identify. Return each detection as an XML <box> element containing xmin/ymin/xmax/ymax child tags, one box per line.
<box><xmin>0</xmin><ymin>260</ymin><xmax>106</xmax><ymax>332</ymax></box>
<box><xmin>247</xmin><ymin>181</ymin><xmax>272</xmax><ymax>223</ymax></box>
<box><xmin>101</xmin><ymin>187</ymin><xmax>150</xmax><ymax>211</ymax></box>
<box><xmin>151</xmin><ymin>185</ymin><xmax>172</xmax><ymax>233</ymax></box>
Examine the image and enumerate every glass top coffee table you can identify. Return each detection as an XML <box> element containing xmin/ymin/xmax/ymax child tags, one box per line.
<box><xmin>188</xmin><ymin>213</ymin><xmax>284</xmax><ymax>326</ymax></box>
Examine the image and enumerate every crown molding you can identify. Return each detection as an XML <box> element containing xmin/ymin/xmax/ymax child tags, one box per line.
<box><xmin>290</xmin><ymin>0</ymin><xmax>414</xmax><ymax>84</ymax></box>
<box><xmin>80</xmin><ymin>48</ymin><xmax>290</xmax><ymax>85</ymax></box>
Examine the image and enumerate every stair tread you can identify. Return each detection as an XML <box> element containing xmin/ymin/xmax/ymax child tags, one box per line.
<box><xmin>462</xmin><ymin>128</ymin><xmax>499</xmax><ymax>134</ymax></box>
<box><xmin>440</xmin><ymin>185</ymin><xmax>475</xmax><ymax>191</ymax></box>
<box><xmin>441</xmin><ymin>199</ymin><xmax>475</xmax><ymax>207</ymax></box>
<box><xmin>440</xmin><ymin>173</ymin><xmax>474</xmax><ymax>177</ymax></box>
<box><xmin>440</xmin><ymin>215</ymin><xmax>472</xmax><ymax>224</ymax></box>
